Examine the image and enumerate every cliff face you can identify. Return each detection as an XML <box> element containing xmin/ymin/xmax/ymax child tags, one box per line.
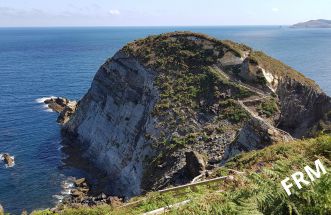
<box><xmin>276</xmin><ymin>79</ymin><xmax>331</xmax><ymax>137</ymax></box>
<box><xmin>62</xmin><ymin>32</ymin><xmax>331</xmax><ymax>197</ymax></box>
<box><xmin>63</xmin><ymin>52</ymin><xmax>159</xmax><ymax>196</ymax></box>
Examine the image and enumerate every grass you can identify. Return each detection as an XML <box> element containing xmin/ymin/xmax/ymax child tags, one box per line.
<box><xmin>31</xmin><ymin>135</ymin><xmax>331</xmax><ymax>215</ymax></box>
<box><xmin>123</xmin><ymin>32</ymin><xmax>256</xmax><ymax>157</ymax></box>
<box><xmin>172</xmin><ymin>135</ymin><xmax>331</xmax><ymax>214</ymax></box>
<box><xmin>249</xmin><ymin>51</ymin><xmax>319</xmax><ymax>90</ymax></box>
<box><xmin>257</xmin><ymin>98</ymin><xmax>279</xmax><ymax>117</ymax></box>
<box><xmin>121</xmin><ymin>31</ymin><xmax>321</xmax><ymax>191</ymax></box>
<box><xmin>29</xmin><ymin>32</ymin><xmax>330</xmax><ymax>215</ymax></box>
<box><xmin>219</xmin><ymin>99</ymin><xmax>251</xmax><ymax>123</ymax></box>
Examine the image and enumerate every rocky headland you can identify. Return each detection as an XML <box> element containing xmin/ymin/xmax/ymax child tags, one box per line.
<box><xmin>54</xmin><ymin>178</ymin><xmax>123</xmax><ymax>211</ymax></box>
<box><xmin>291</xmin><ymin>19</ymin><xmax>331</xmax><ymax>28</ymax></box>
<box><xmin>51</xmin><ymin>31</ymin><xmax>331</xmax><ymax>206</ymax></box>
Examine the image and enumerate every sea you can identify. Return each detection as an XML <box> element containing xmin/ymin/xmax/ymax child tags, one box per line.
<box><xmin>0</xmin><ymin>26</ymin><xmax>331</xmax><ymax>214</ymax></box>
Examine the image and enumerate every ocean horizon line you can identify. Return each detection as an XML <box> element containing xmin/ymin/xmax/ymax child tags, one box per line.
<box><xmin>0</xmin><ymin>25</ymin><xmax>289</xmax><ymax>29</ymax></box>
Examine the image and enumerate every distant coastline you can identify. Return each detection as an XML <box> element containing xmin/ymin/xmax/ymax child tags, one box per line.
<box><xmin>291</xmin><ymin>19</ymin><xmax>331</xmax><ymax>28</ymax></box>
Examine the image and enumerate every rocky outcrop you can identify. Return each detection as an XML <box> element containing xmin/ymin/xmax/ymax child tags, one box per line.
<box><xmin>45</xmin><ymin>97</ymin><xmax>70</xmax><ymax>112</ymax></box>
<box><xmin>45</xmin><ymin>97</ymin><xmax>77</xmax><ymax>124</ymax></box>
<box><xmin>185</xmin><ymin>151</ymin><xmax>206</xmax><ymax>178</ymax></box>
<box><xmin>61</xmin><ymin>31</ymin><xmax>331</xmax><ymax>198</ymax></box>
<box><xmin>57</xmin><ymin>101</ymin><xmax>78</xmax><ymax>124</ymax></box>
<box><xmin>223</xmin><ymin>117</ymin><xmax>292</xmax><ymax>160</ymax></box>
<box><xmin>74</xmin><ymin>178</ymin><xmax>87</xmax><ymax>187</ymax></box>
<box><xmin>1</xmin><ymin>153</ymin><xmax>14</xmax><ymax>167</ymax></box>
<box><xmin>236</xmin><ymin>51</ymin><xmax>331</xmax><ymax>138</ymax></box>
<box><xmin>55</xmin><ymin>178</ymin><xmax>123</xmax><ymax>210</ymax></box>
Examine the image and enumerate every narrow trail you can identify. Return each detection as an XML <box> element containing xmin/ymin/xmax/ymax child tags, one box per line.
<box><xmin>238</xmin><ymin>97</ymin><xmax>294</xmax><ymax>140</ymax></box>
<box><xmin>211</xmin><ymin>65</ymin><xmax>294</xmax><ymax>140</ymax></box>
<box><xmin>137</xmin><ymin>65</ymin><xmax>295</xmax><ymax>214</ymax></box>
<box><xmin>140</xmin><ymin>172</ymin><xmax>244</xmax><ymax>215</ymax></box>
<box><xmin>211</xmin><ymin>65</ymin><xmax>267</xmax><ymax>97</ymax></box>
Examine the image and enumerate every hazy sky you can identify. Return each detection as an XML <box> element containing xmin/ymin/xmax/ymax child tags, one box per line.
<box><xmin>0</xmin><ymin>0</ymin><xmax>330</xmax><ymax>27</ymax></box>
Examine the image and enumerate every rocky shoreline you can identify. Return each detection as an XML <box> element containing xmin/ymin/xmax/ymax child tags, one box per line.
<box><xmin>53</xmin><ymin>178</ymin><xmax>123</xmax><ymax>212</ymax></box>
<box><xmin>42</xmin><ymin>98</ymin><xmax>124</xmax><ymax>212</ymax></box>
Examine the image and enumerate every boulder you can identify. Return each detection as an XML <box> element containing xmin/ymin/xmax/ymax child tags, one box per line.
<box><xmin>185</xmin><ymin>151</ymin><xmax>206</xmax><ymax>178</ymax></box>
<box><xmin>44</xmin><ymin>97</ymin><xmax>69</xmax><ymax>113</ymax></box>
<box><xmin>2</xmin><ymin>154</ymin><xmax>14</xmax><ymax>167</ymax></box>
<box><xmin>71</xmin><ymin>189</ymin><xmax>84</xmax><ymax>198</ymax></box>
<box><xmin>43</xmin><ymin>97</ymin><xmax>77</xmax><ymax>124</ymax></box>
<box><xmin>222</xmin><ymin>117</ymin><xmax>292</xmax><ymax>161</ymax></box>
<box><xmin>48</xmin><ymin>103</ymin><xmax>65</xmax><ymax>113</ymax></box>
<box><xmin>78</xmin><ymin>187</ymin><xmax>89</xmax><ymax>193</ymax></box>
<box><xmin>44</xmin><ymin>97</ymin><xmax>68</xmax><ymax>106</ymax></box>
<box><xmin>106</xmin><ymin>196</ymin><xmax>122</xmax><ymax>207</ymax></box>
<box><xmin>74</xmin><ymin>178</ymin><xmax>86</xmax><ymax>187</ymax></box>
<box><xmin>95</xmin><ymin>193</ymin><xmax>107</xmax><ymax>201</ymax></box>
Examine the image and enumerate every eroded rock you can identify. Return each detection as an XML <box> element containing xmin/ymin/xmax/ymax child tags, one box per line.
<box><xmin>1</xmin><ymin>153</ymin><xmax>14</xmax><ymax>167</ymax></box>
<box><xmin>74</xmin><ymin>178</ymin><xmax>86</xmax><ymax>187</ymax></box>
<box><xmin>44</xmin><ymin>97</ymin><xmax>77</xmax><ymax>124</ymax></box>
<box><xmin>222</xmin><ymin>117</ymin><xmax>292</xmax><ymax>161</ymax></box>
<box><xmin>185</xmin><ymin>151</ymin><xmax>206</xmax><ymax>178</ymax></box>
<box><xmin>106</xmin><ymin>196</ymin><xmax>122</xmax><ymax>208</ymax></box>
<box><xmin>44</xmin><ymin>97</ymin><xmax>69</xmax><ymax>113</ymax></box>
<box><xmin>57</xmin><ymin>100</ymin><xmax>78</xmax><ymax>124</ymax></box>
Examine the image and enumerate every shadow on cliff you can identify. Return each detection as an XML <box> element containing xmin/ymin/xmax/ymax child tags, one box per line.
<box><xmin>59</xmin><ymin>137</ymin><xmax>116</xmax><ymax>197</ymax></box>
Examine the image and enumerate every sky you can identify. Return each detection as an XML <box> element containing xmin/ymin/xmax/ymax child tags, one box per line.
<box><xmin>0</xmin><ymin>0</ymin><xmax>331</xmax><ymax>27</ymax></box>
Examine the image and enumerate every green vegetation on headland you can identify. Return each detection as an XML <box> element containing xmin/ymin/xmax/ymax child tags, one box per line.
<box><xmin>31</xmin><ymin>135</ymin><xmax>331</xmax><ymax>215</ymax></box>
<box><xmin>249</xmin><ymin>51</ymin><xmax>319</xmax><ymax>89</ymax></box>
<box><xmin>124</xmin><ymin>32</ymin><xmax>255</xmax><ymax>151</ymax></box>
<box><xmin>29</xmin><ymin>31</ymin><xmax>331</xmax><ymax>215</ymax></box>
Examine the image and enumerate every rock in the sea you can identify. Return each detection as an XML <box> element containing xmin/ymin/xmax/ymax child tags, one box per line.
<box><xmin>44</xmin><ymin>97</ymin><xmax>69</xmax><ymax>113</ymax></box>
<box><xmin>2</xmin><ymin>153</ymin><xmax>14</xmax><ymax>167</ymax></box>
<box><xmin>185</xmin><ymin>151</ymin><xmax>206</xmax><ymax>178</ymax></box>
<box><xmin>44</xmin><ymin>97</ymin><xmax>77</xmax><ymax>124</ymax></box>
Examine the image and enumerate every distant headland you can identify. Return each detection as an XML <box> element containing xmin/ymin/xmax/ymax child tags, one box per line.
<box><xmin>291</xmin><ymin>19</ymin><xmax>331</xmax><ymax>28</ymax></box>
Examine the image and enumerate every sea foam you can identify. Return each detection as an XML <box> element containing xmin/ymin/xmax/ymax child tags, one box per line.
<box><xmin>35</xmin><ymin>97</ymin><xmax>56</xmax><ymax>112</ymax></box>
<box><xmin>53</xmin><ymin>177</ymin><xmax>76</xmax><ymax>203</ymax></box>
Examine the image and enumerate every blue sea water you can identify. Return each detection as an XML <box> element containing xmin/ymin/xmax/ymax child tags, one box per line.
<box><xmin>0</xmin><ymin>26</ymin><xmax>331</xmax><ymax>214</ymax></box>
